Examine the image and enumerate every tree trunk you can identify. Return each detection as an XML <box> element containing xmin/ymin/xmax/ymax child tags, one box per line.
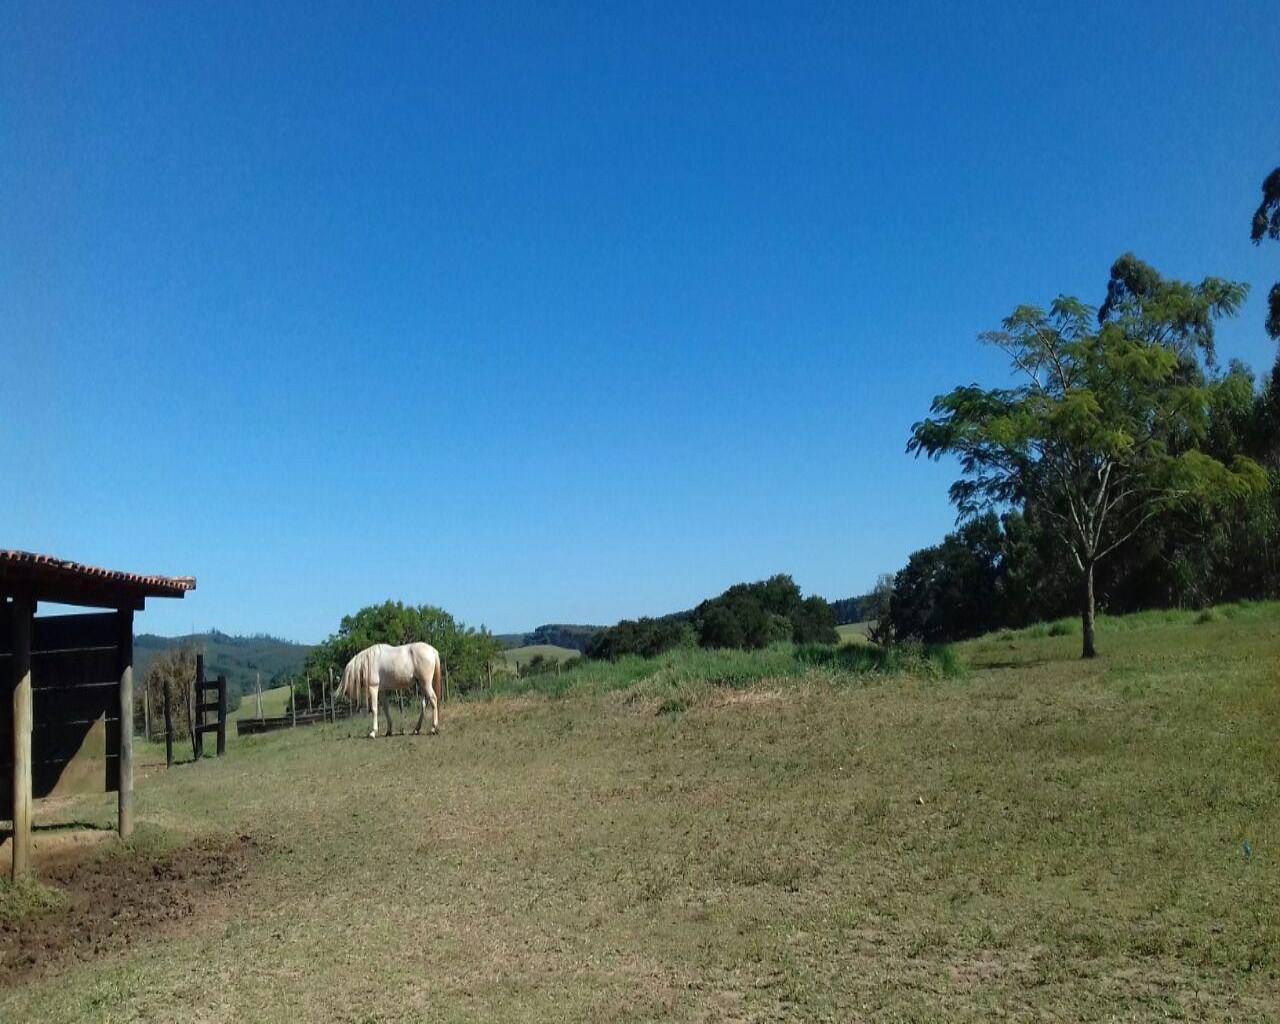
<box><xmin>1081</xmin><ymin>561</ymin><xmax>1098</xmax><ymax>659</ymax></box>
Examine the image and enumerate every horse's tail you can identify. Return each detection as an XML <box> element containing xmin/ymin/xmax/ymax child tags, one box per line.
<box><xmin>432</xmin><ymin>653</ymin><xmax>444</xmax><ymax>706</ymax></box>
<box><xmin>338</xmin><ymin>649</ymin><xmax>369</xmax><ymax>709</ymax></box>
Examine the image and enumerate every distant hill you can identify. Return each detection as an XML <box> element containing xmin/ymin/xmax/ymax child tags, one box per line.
<box><xmin>134</xmin><ymin>630</ymin><xmax>313</xmax><ymax>701</ymax></box>
<box><xmin>496</xmin><ymin>624</ymin><xmax>603</xmax><ymax>652</ymax></box>
<box><xmin>828</xmin><ymin>593</ymin><xmax>876</xmax><ymax>625</ymax></box>
<box><xmin>500</xmin><ymin>595</ymin><xmax>873</xmax><ymax>651</ymax></box>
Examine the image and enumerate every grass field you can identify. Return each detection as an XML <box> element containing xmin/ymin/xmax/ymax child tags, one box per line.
<box><xmin>2</xmin><ymin>605</ymin><xmax>1277</xmax><ymax>1021</ymax></box>
<box><xmin>230</xmin><ymin>683</ymin><xmax>293</xmax><ymax>721</ymax></box>
<box><xmin>502</xmin><ymin>643</ymin><xmax>581</xmax><ymax>668</ymax></box>
<box><xmin>835</xmin><ymin>620</ymin><xmax>873</xmax><ymax>644</ymax></box>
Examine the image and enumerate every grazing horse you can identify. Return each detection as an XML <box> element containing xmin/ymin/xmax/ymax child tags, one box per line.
<box><xmin>336</xmin><ymin>642</ymin><xmax>443</xmax><ymax>738</ymax></box>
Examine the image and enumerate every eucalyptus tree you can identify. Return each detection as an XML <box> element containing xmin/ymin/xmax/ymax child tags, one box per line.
<box><xmin>1252</xmin><ymin>164</ymin><xmax>1280</xmax><ymax>340</ymax></box>
<box><xmin>909</xmin><ymin>260</ymin><xmax>1265</xmax><ymax>658</ymax></box>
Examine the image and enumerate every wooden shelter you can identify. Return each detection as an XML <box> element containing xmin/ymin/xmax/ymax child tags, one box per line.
<box><xmin>1</xmin><ymin>551</ymin><xmax>195</xmax><ymax>879</ymax></box>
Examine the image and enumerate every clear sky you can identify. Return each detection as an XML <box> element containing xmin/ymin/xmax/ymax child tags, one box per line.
<box><xmin>4</xmin><ymin>2</ymin><xmax>1278</xmax><ymax>642</ymax></box>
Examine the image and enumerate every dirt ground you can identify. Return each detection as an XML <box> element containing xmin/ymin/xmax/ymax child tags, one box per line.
<box><xmin>0</xmin><ymin>832</ymin><xmax>261</xmax><ymax>987</ymax></box>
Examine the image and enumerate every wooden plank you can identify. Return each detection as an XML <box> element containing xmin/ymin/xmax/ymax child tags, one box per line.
<box><xmin>0</xmin><ymin>611</ymin><xmax>117</xmax><ymax>657</ymax></box>
<box><xmin>0</xmin><ymin>578</ymin><xmax>145</xmax><ymax>611</ymax></box>
<box><xmin>10</xmin><ymin>597</ymin><xmax>34</xmax><ymax>879</ymax></box>
<box><xmin>33</xmin><ymin>612</ymin><xmax>119</xmax><ymax>653</ymax></box>
<box><xmin>30</xmin><ymin>648</ymin><xmax>121</xmax><ymax>687</ymax></box>
<box><xmin>25</xmin><ymin>680</ymin><xmax>119</xmax><ymax>720</ymax></box>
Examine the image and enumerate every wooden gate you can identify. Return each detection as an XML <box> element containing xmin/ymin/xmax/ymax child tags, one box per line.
<box><xmin>191</xmin><ymin>653</ymin><xmax>227</xmax><ymax>759</ymax></box>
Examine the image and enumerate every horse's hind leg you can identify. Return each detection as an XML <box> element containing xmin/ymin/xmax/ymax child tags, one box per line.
<box><xmin>384</xmin><ymin>691</ymin><xmax>395</xmax><ymax>737</ymax></box>
<box><xmin>414</xmin><ymin>688</ymin><xmax>426</xmax><ymax>735</ymax></box>
<box><xmin>368</xmin><ymin>684</ymin><xmax>380</xmax><ymax>739</ymax></box>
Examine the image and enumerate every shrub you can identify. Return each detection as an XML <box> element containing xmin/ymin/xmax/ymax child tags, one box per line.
<box><xmin>694</xmin><ymin>575</ymin><xmax>838</xmax><ymax>649</ymax></box>
<box><xmin>585</xmin><ymin>618</ymin><xmax>696</xmax><ymax>661</ymax></box>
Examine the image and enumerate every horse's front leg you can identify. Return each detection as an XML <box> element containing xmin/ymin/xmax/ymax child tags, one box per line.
<box><xmin>414</xmin><ymin>693</ymin><xmax>426</xmax><ymax>735</ymax></box>
<box><xmin>384</xmin><ymin>692</ymin><xmax>395</xmax><ymax>737</ymax></box>
<box><xmin>368</xmin><ymin>685</ymin><xmax>380</xmax><ymax>739</ymax></box>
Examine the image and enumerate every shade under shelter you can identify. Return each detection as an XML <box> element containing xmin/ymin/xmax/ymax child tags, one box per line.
<box><xmin>1</xmin><ymin>551</ymin><xmax>195</xmax><ymax>879</ymax></box>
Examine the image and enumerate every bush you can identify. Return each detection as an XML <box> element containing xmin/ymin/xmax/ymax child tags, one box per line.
<box><xmin>585</xmin><ymin>618</ymin><xmax>696</xmax><ymax>661</ymax></box>
<box><xmin>694</xmin><ymin>575</ymin><xmax>838</xmax><ymax>649</ymax></box>
<box><xmin>794</xmin><ymin>640</ymin><xmax>962</xmax><ymax>679</ymax></box>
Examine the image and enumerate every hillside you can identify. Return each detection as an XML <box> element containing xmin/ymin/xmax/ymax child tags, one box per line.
<box><xmin>10</xmin><ymin>601</ymin><xmax>1277</xmax><ymax>1020</ymax></box>
<box><xmin>495</xmin><ymin>623</ymin><xmax>603</xmax><ymax>652</ymax></box>
<box><xmin>134</xmin><ymin>631</ymin><xmax>312</xmax><ymax>701</ymax></box>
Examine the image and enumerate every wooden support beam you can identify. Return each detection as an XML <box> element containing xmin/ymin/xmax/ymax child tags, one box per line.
<box><xmin>163</xmin><ymin>679</ymin><xmax>174</xmax><ymax>768</ymax></box>
<box><xmin>10</xmin><ymin>597</ymin><xmax>34</xmax><ymax>880</ymax></box>
<box><xmin>193</xmin><ymin>653</ymin><xmax>204</xmax><ymax>760</ymax></box>
<box><xmin>216</xmin><ymin>675</ymin><xmax>227</xmax><ymax>756</ymax></box>
<box><xmin>117</xmin><ymin>607</ymin><xmax>134</xmax><ymax>840</ymax></box>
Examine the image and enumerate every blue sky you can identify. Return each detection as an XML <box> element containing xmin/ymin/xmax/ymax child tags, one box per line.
<box><xmin>4</xmin><ymin>2</ymin><xmax>1278</xmax><ymax>641</ymax></box>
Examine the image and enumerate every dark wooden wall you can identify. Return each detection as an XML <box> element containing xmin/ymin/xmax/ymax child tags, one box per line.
<box><xmin>1</xmin><ymin>608</ymin><xmax>122</xmax><ymax>815</ymax></box>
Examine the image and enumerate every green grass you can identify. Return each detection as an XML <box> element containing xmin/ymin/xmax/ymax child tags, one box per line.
<box><xmin>502</xmin><ymin>644</ymin><xmax>581</xmax><ymax>668</ymax></box>
<box><xmin>231</xmin><ymin>683</ymin><xmax>292</xmax><ymax>720</ymax></box>
<box><xmin>3</xmin><ymin>604</ymin><xmax>1277</xmax><ymax>1021</ymax></box>
<box><xmin>480</xmin><ymin>640</ymin><xmax>958</xmax><ymax>707</ymax></box>
<box><xmin>836</xmin><ymin>620</ymin><xmax>874</xmax><ymax>643</ymax></box>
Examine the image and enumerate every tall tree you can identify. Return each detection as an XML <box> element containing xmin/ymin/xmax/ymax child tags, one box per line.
<box><xmin>909</xmin><ymin>260</ymin><xmax>1265</xmax><ymax>658</ymax></box>
<box><xmin>1251</xmin><ymin>165</ymin><xmax>1280</xmax><ymax>340</ymax></box>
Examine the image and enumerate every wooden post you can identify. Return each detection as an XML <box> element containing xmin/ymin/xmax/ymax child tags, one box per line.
<box><xmin>290</xmin><ymin>684</ymin><xmax>297</xmax><ymax>728</ymax></box>
<box><xmin>327</xmin><ymin>666</ymin><xmax>335</xmax><ymax>723</ymax></box>
<box><xmin>186</xmin><ymin>656</ymin><xmax>197</xmax><ymax>759</ymax></box>
<box><xmin>255</xmin><ymin>671</ymin><xmax>262</xmax><ymax>719</ymax></box>
<box><xmin>118</xmin><ymin>608</ymin><xmax>134</xmax><ymax>840</ymax></box>
<box><xmin>193</xmin><ymin>654</ymin><xmax>204</xmax><ymax>760</ymax></box>
<box><xmin>306</xmin><ymin>674</ymin><xmax>313</xmax><ymax>713</ymax></box>
<box><xmin>143</xmin><ymin>685</ymin><xmax>151</xmax><ymax>742</ymax></box>
<box><xmin>486</xmin><ymin>660</ymin><xmax>492</xmax><ymax>690</ymax></box>
<box><xmin>216</xmin><ymin>675</ymin><xmax>227</xmax><ymax>756</ymax></box>
<box><xmin>10</xmin><ymin>597</ymin><xmax>34</xmax><ymax>880</ymax></box>
<box><xmin>163</xmin><ymin>679</ymin><xmax>174</xmax><ymax>768</ymax></box>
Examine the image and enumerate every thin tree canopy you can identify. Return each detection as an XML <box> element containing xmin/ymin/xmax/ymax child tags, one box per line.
<box><xmin>909</xmin><ymin>257</ymin><xmax>1266</xmax><ymax>657</ymax></box>
<box><xmin>1252</xmin><ymin>164</ymin><xmax>1280</xmax><ymax>340</ymax></box>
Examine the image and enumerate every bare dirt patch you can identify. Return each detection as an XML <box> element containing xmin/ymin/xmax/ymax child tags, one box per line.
<box><xmin>0</xmin><ymin>832</ymin><xmax>262</xmax><ymax>987</ymax></box>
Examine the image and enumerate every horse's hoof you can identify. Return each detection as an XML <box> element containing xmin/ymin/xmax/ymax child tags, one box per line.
<box><xmin>430</xmin><ymin>727</ymin><xmax>439</xmax><ymax>735</ymax></box>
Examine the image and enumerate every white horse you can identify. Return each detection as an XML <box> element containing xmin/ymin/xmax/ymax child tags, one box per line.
<box><xmin>336</xmin><ymin>642</ymin><xmax>443</xmax><ymax>738</ymax></box>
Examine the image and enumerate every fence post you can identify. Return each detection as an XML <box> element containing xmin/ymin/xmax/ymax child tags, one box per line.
<box><xmin>117</xmin><ymin>608</ymin><xmax>134</xmax><ymax>840</ymax></box>
<box><xmin>163</xmin><ymin>679</ymin><xmax>174</xmax><ymax>767</ymax></box>
<box><xmin>328</xmin><ymin>666</ymin><xmax>335</xmax><ymax>722</ymax></box>
<box><xmin>10</xmin><ymin>596</ymin><xmax>33</xmax><ymax>880</ymax></box>
<box><xmin>193</xmin><ymin>654</ymin><xmax>204</xmax><ymax>759</ymax></box>
<box><xmin>216</xmin><ymin>675</ymin><xmax>227</xmax><ymax>756</ymax></box>
<box><xmin>291</xmin><ymin>685</ymin><xmax>297</xmax><ymax>728</ymax></box>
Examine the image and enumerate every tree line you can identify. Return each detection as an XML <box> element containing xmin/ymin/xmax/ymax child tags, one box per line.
<box><xmin>879</xmin><ymin>162</ymin><xmax>1280</xmax><ymax>657</ymax></box>
<box><xmin>584</xmin><ymin>574</ymin><xmax>838</xmax><ymax>660</ymax></box>
<box><xmin>303</xmin><ymin>600</ymin><xmax>503</xmax><ymax>699</ymax></box>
